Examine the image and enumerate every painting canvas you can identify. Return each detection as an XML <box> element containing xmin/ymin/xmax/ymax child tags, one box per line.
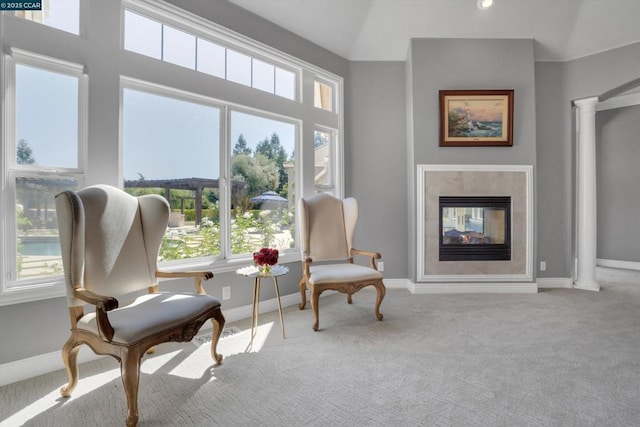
<box><xmin>439</xmin><ymin>90</ymin><xmax>514</xmax><ymax>147</ymax></box>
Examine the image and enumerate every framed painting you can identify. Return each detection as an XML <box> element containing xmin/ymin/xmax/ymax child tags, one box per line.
<box><xmin>439</xmin><ymin>89</ymin><xmax>514</xmax><ymax>147</ymax></box>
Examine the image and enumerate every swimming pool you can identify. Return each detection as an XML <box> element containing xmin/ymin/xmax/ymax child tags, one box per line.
<box><xmin>20</xmin><ymin>240</ymin><xmax>61</xmax><ymax>256</ymax></box>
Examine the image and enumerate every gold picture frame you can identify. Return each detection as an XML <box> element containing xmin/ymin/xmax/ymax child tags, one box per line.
<box><xmin>439</xmin><ymin>89</ymin><xmax>514</xmax><ymax>147</ymax></box>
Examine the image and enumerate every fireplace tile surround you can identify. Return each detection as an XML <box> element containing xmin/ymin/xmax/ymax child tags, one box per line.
<box><xmin>416</xmin><ymin>164</ymin><xmax>534</xmax><ymax>292</ymax></box>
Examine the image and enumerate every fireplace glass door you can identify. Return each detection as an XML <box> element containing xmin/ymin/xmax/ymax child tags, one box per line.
<box><xmin>439</xmin><ymin>196</ymin><xmax>511</xmax><ymax>261</ymax></box>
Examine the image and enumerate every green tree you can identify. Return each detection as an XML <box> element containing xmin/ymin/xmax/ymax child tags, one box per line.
<box><xmin>255</xmin><ymin>132</ymin><xmax>288</xmax><ymax>194</ymax></box>
<box><xmin>231</xmin><ymin>153</ymin><xmax>279</xmax><ymax>196</ymax></box>
<box><xmin>17</xmin><ymin>139</ymin><xmax>36</xmax><ymax>165</ymax></box>
<box><xmin>233</xmin><ymin>134</ymin><xmax>252</xmax><ymax>156</ymax></box>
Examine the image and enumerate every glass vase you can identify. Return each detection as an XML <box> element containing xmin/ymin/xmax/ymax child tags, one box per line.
<box><xmin>258</xmin><ymin>264</ymin><xmax>272</xmax><ymax>276</ymax></box>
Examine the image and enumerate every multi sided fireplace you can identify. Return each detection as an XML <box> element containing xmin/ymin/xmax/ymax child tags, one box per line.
<box><xmin>439</xmin><ymin>196</ymin><xmax>511</xmax><ymax>261</ymax></box>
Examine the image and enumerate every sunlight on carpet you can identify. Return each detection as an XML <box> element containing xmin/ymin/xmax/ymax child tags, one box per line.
<box><xmin>0</xmin><ymin>323</ymin><xmax>274</xmax><ymax>427</ymax></box>
<box><xmin>1</xmin><ymin>368</ymin><xmax>122</xmax><ymax>427</ymax></box>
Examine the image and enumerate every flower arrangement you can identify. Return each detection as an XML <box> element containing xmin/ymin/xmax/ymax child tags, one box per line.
<box><xmin>253</xmin><ymin>247</ymin><xmax>279</xmax><ymax>275</ymax></box>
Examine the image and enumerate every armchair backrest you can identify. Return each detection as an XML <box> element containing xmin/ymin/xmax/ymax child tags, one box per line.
<box><xmin>55</xmin><ymin>185</ymin><xmax>169</xmax><ymax>307</ymax></box>
<box><xmin>299</xmin><ymin>193</ymin><xmax>358</xmax><ymax>262</ymax></box>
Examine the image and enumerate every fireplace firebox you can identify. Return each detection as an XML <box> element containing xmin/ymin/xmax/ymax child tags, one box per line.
<box><xmin>439</xmin><ymin>196</ymin><xmax>511</xmax><ymax>261</ymax></box>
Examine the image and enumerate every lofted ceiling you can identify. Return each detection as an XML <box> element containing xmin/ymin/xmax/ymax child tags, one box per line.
<box><xmin>228</xmin><ymin>0</ymin><xmax>640</xmax><ymax>62</ymax></box>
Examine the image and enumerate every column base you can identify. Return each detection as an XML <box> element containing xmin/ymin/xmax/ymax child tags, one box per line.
<box><xmin>573</xmin><ymin>280</ymin><xmax>600</xmax><ymax>292</ymax></box>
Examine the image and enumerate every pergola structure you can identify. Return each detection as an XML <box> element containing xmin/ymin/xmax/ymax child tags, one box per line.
<box><xmin>124</xmin><ymin>178</ymin><xmax>245</xmax><ymax>225</ymax></box>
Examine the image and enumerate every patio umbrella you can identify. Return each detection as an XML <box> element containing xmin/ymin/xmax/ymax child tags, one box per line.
<box><xmin>250</xmin><ymin>191</ymin><xmax>288</xmax><ymax>207</ymax></box>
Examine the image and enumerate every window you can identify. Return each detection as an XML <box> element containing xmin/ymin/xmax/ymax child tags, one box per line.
<box><xmin>15</xmin><ymin>0</ymin><xmax>80</xmax><ymax>35</ymax></box>
<box><xmin>252</xmin><ymin>59</ymin><xmax>275</xmax><ymax>93</ymax></box>
<box><xmin>226</xmin><ymin>49</ymin><xmax>252</xmax><ymax>87</ymax></box>
<box><xmin>122</xmin><ymin>5</ymin><xmax>299</xmax><ymax>101</ymax></box>
<box><xmin>230</xmin><ymin>111</ymin><xmax>296</xmax><ymax>255</ymax></box>
<box><xmin>162</xmin><ymin>25</ymin><xmax>196</xmax><ymax>69</ymax></box>
<box><xmin>314</xmin><ymin>80</ymin><xmax>333</xmax><ymax>111</ymax></box>
<box><xmin>122</xmin><ymin>80</ymin><xmax>299</xmax><ymax>263</ymax></box>
<box><xmin>197</xmin><ymin>38</ymin><xmax>226</xmax><ymax>78</ymax></box>
<box><xmin>313</xmin><ymin>128</ymin><xmax>337</xmax><ymax>194</ymax></box>
<box><xmin>124</xmin><ymin>10</ymin><xmax>162</xmax><ymax>59</ymax></box>
<box><xmin>275</xmin><ymin>68</ymin><xmax>295</xmax><ymax>100</ymax></box>
<box><xmin>2</xmin><ymin>49</ymin><xmax>86</xmax><ymax>303</ymax></box>
<box><xmin>122</xmin><ymin>84</ymin><xmax>222</xmax><ymax>262</ymax></box>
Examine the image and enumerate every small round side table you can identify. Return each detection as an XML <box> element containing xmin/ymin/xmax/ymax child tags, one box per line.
<box><xmin>235</xmin><ymin>264</ymin><xmax>289</xmax><ymax>347</ymax></box>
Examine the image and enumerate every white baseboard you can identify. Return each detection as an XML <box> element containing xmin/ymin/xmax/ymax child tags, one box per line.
<box><xmin>409</xmin><ymin>282</ymin><xmax>538</xmax><ymax>294</ymax></box>
<box><xmin>537</xmin><ymin>277</ymin><xmax>573</xmax><ymax>289</ymax></box>
<box><xmin>597</xmin><ymin>258</ymin><xmax>640</xmax><ymax>271</ymax></box>
<box><xmin>0</xmin><ymin>346</ymin><xmax>103</xmax><ymax>388</ymax></box>
<box><xmin>383</xmin><ymin>278</ymin><xmax>411</xmax><ymax>289</ymax></box>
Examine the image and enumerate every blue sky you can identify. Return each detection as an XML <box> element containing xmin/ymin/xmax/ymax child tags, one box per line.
<box><xmin>122</xmin><ymin>89</ymin><xmax>296</xmax><ymax>181</ymax></box>
<box><xmin>17</xmin><ymin>68</ymin><xmax>296</xmax><ymax>181</ymax></box>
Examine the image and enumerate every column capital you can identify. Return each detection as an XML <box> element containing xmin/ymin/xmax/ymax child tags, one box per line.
<box><xmin>573</xmin><ymin>96</ymin><xmax>599</xmax><ymax>111</ymax></box>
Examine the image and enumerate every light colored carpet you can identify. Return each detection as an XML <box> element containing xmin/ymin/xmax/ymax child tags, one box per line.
<box><xmin>2</xmin><ymin>271</ymin><xmax>640</xmax><ymax>426</ymax></box>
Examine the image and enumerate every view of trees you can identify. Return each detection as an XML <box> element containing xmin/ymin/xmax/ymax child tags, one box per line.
<box><xmin>139</xmin><ymin>131</ymin><xmax>295</xmax><ymax>260</ymax></box>
<box><xmin>17</xmin><ymin>139</ymin><xmax>36</xmax><ymax>165</ymax></box>
<box><xmin>231</xmin><ymin>132</ymin><xmax>292</xmax><ymax>212</ymax></box>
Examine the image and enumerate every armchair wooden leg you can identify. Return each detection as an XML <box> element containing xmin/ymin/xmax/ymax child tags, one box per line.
<box><xmin>60</xmin><ymin>337</ymin><xmax>80</xmax><ymax>397</ymax></box>
<box><xmin>310</xmin><ymin>287</ymin><xmax>322</xmax><ymax>331</ymax></box>
<box><xmin>373</xmin><ymin>281</ymin><xmax>386</xmax><ymax>321</ymax></box>
<box><xmin>120</xmin><ymin>348</ymin><xmax>142</xmax><ymax>427</ymax></box>
<box><xmin>347</xmin><ymin>294</ymin><xmax>353</xmax><ymax>304</ymax></box>
<box><xmin>209</xmin><ymin>309</ymin><xmax>225</xmax><ymax>365</ymax></box>
<box><xmin>298</xmin><ymin>278</ymin><xmax>307</xmax><ymax>310</ymax></box>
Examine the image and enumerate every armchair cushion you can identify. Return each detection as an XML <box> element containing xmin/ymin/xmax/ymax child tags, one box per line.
<box><xmin>77</xmin><ymin>292</ymin><xmax>221</xmax><ymax>345</ymax></box>
<box><xmin>308</xmin><ymin>264</ymin><xmax>382</xmax><ymax>285</ymax></box>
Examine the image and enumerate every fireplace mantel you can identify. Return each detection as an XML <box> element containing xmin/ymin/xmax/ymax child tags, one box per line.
<box><xmin>416</xmin><ymin>164</ymin><xmax>535</xmax><ymax>293</ymax></box>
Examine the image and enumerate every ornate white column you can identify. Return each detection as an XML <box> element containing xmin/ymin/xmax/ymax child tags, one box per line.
<box><xmin>573</xmin><ymin>97</ymin><xmax>600</xmax><ymax>291</ymax></box>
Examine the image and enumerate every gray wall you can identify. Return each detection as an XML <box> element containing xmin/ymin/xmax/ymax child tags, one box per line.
<box><xmin>596</xmin><ymin>105</ymin><xmax>640</xmax><ymax>262</ymax></box>
<box><xmin>534</xmin><ymin>61</ymin><xmax>573</xmax><ymax>277</ymax></box>
<box><xmin>346</xmin><ymin>62</ymin><xmax>408</xmax><ymax>278</ymax></box>
<box><xmin>535</xmin><ymin>41</ymin><xmax>640</xmax><ymax>278</ymax></box>
<box><xmin>407</xmin><ymin>38</ymin><xmax>538</xmax><ymax>281</ymax></box>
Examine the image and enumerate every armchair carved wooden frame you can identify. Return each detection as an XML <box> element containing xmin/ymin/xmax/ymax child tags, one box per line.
<box><xmin>56</xmin><ymin>185</ymin><xmax>225</xmax><ymax>427</ymax></box>
<box><xmin>298</xmin><ymin>194</ymin><xmax>386</xmax><ymax>331</ymax></box>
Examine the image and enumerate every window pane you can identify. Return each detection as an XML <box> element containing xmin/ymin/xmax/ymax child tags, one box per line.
<box><xmin>275</xmin><ymin>67</ymin><xmax>295</xmax><ymax>100</ymax></box>
<box><xmin>16</xmin><ymin>64</ymin><xmax>78</xmax><ymax>168</ymax></box>
<box><xmin>197</xmin><ymin>38</ymin><xmax>226</xmax><ymax>78</ymax></box>
<box><xmin>230</xmin><ymin>111</ymin><xmax>296</xmax><ymax>255</ymax></box>
<box><xmin>16</xmin><ymin>0</ymin><xmax>80</xmax><ymax>35</ymax></box>
<box><xmin>16</xmin><ymin>176</ymin><xmax>78</xmax><ymax>281</ymax></box>
<box><xmin>123</xmin><ymin>88</ymin><xmax>221</xmax><ymax>259</ymax></box>
<box><xmin>124</xmin><ymin>10</ymin><xmax>162</xmax><ymax>60</ymax></box>
<box><xmin>314</xmin><ymin>81</ymin><xmax>333</xmax><ymax>111</ymax></box>
<box><xmin>252</xmin><ymin>59</ymin><xmax>274</xmax><ymax>93</ymax></box>
<box><xmin>313</xmin><ymin>130</ymin><xmax>332</xmax><ymax>188</ymax></box>
<box><xmin>226</xmin><ymin>49</ymin><xmax>251</xmax><ymax>87</ymax></box>
<box><xmin>163</xmin><ymin>25</ymin><xmax>196</xmax><ymax>69</ymax></box>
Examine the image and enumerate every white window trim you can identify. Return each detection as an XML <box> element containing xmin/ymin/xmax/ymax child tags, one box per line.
<box><xmin>1</xmin><ymin>49</ymin><xmax>88</xmax><ymax>306</ymax></box>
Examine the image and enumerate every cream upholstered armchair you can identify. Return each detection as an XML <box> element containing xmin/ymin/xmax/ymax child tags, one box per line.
<box><xmin>55</xmin><ymin>185</ymin><xmax>225</xmax><ymax>427</ymax></box>
<box><xmin>298</xmin><ymin>193</ymin><xmax>385</xmax><ymax>331</ymax></box>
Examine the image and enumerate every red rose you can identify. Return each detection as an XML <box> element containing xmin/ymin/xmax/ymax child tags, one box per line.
<box><xmin>253</xmin><ymin>248</ymin><xmax>278</xmax><ymax>266</ymax></box>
